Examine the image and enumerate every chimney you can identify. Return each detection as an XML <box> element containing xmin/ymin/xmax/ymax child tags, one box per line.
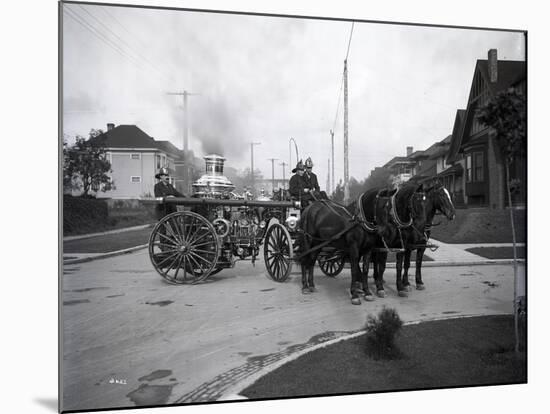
<box><xmin>107</xmin><ymin>123</ymin><xmax>115</xmax><ymax>131</ymax></box>
<box><xmin>406</xmin><ymin>146</ymin><xmax>413</xmax><ymax>157</ymax></box>
<box><xmin>488</xmin><ymin>49</ymin><xmax>498</xmax><ymax>83</ymax></box>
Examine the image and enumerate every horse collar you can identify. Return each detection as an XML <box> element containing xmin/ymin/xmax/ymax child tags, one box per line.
<box><xmin>390</xmin><ymin>189</ymin><xmax>413</xmax><ymax>228</ymax></box>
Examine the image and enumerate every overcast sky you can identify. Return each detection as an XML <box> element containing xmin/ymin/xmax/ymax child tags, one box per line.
<box><xmin>62</xmin><ymin>2</ymin><xmax>525</xmax><ymax>187</ymax></box>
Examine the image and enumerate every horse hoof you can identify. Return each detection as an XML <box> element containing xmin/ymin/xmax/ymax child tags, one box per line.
<box><xmin>398</xmin><ymin>290</ymin><xmax>409</xmax><ymax>298</ymax></box>
<box><xmin>364</xmin><ymin>294</ymin><xmax>375</xmax><ymax>302</ymax></box>
<box><xmin>416</xmin><ymin>284</ymin><xmax>425</xmax><ymax>291</ymax></box>
<box><xmin>377</xmin><ymin>290</ymin><xmax>386</xmax><ymax>298</ymax></box>
<box><xmin>351</xmin><ymin>297</ymin><xmax>362</xmax><ymax>305</ymax></box>
<box><xmin>405</xmin><ymin>285</ymin><xmax>412</xmax><ymax>292</ymax></box>
<box><xmin>302</xmin><ymin>288</ymin><xmax>311</xmax><ymax>295</ymax></box>
<box><xmin>309</xmin><ymin>286</ymin><xmax>317</xmax><ymax>293</ymax></box>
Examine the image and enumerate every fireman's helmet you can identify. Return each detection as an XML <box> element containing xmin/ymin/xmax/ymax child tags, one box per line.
<box><xmin>292</xmin><ymin>160</ymin><xmax>305</xmax><ymax>173</ymax></box>
<box><xmin>155</xmin><ymin>167</ymin><xmax>170</xmax><ymax>179</ymax></box>
<box><xmin>305</xmin><ymin>157</ymin><xmax>314</xmax><ymax>168</ymax></box>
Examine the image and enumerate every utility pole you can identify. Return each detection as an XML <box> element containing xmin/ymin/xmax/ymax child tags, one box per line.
<box><xmin>279</xmin><ymin>161</ymin><xmax>288</xmax><ymax>189</ymax></box>
<box><xmin>167</xmin><ymin>90</ymin><xmax>199</xmax><ymax>194</ymax></box>
<box><xmin>330</xmin><ymin>129</ymin><xmax>335</xmax><ymax>195</ymax></box>
<box><xmin>289</xmin><ymin>137</ymin><xmax>299</xmax><ymax>170</ymax></box>
<box><xmin>268</xmin><ymin>158</ymin><xmax>278</xmax><ymax>193</ymax></box>
<box><xmin>327</xmin><ymin>158</ymin><xmax>330</xmax><ymax>194</ymax></box>
<box><xmin>343</xmin><ymin>60</ymin><xmax>350</xmax><ymax>203</ymax></box>
<box><xmin>250</xmin><ymin>142</ymin><xmax>261</xmax><ymax>196</ymax></box>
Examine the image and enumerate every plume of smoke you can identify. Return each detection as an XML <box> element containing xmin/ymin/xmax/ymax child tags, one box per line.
<box><xmin>190</xmin><ymin>93</ymin><xmax>249</xmax><ymax>159</ymax></box>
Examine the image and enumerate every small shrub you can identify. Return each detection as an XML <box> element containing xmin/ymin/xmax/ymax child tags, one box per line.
<box><xmin>365</xmin><ymin>307</ymin><xmax>403</xmax><ymax>359</ymax></box>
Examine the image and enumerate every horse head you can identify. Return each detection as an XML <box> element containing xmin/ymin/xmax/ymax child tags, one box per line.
<box><xmin>392</xmin><ymin>183</ymin><xmax>426</xmax><ymax>228</ymax></box>
<box><xmin>424</xmin><ymin>180</ymin><xmax>456</xmax><ymax>221</ymax></box>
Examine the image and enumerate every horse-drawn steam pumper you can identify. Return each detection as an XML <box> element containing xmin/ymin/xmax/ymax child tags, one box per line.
<box><xmin>144</xmin><ymin>155</ymin><xmax>302</xmax><ymax>285</ymax></box>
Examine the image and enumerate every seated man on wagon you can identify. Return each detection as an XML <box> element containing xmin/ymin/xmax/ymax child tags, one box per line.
<box><xmin>303</xmin><ymin>157</ymin><xmax>328</xmax><ymax>200</ymax></box>
<box><xmin>289</xmin><ymin>160</ymin><xmax>314</xmax><ymax>209</ymax></box>
<box><xmin>154</xmin><ymin>167</ymin><xmax>186</xmax><ymax>220</ymax></box>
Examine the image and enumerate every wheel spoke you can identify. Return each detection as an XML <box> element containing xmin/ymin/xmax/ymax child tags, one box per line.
<box><xmin>163</xmin><ymin>252</ymin><xmax>182</xmax><ymax>275</ymax></box>
<box><xmin>157</xmin><ymin>231</ymin><xmax>179</xmax><ymax>246</ymax></box>
<box><xmin>279</xmin><ymin>256</ymin><xmax>288</xmax><ymax>275</ymax></box>
<box><xmin>187</xmin><ymin>253</ymin><xmax>202</xmax><ymax>273</ymax></box>
<box><xmin>153</xmin><ymin>243</ymin><xmax>180</xmax><ymax>254</ymax></box>
<box><xmin>165</xmin><ymin>220</ymin><xmax>182</xmax><ymax>244</ymax></box>
<box><xmin>273</xmin><ymin>255</ymin><xmax>280</xmax><ymax>278</ymax></box>
<box><xmin>154</xmin><ymin>251</ymin><xmax>179</xmax><ymax>268</ymax></box>
<box><xmin>188</xmin><ymin>228</ymin><xmax>213</xmax><ymax>246</ymax></box>
<box><xmin>188</xmin><ymin>251</ymin><xmax>213</xmax><ymax>266</ymax></box>
<box><xmin>183</xmin><ymin>217</ymin><xmax>200</xmax><ymax>244</ymax></box>
<box><xmin>172</xmin><ymin>252</ymin><xmax>185</xmax><ymax>282</ymax></box>
<box><xmin>171</xmin><ymin>217</ymin><xmax>186</xmax><ymax>244</ymax></box>
<box><xmin>267</xmin><ymin>237</ymin><xmax>278</xmax><ymax>250</ymax></box>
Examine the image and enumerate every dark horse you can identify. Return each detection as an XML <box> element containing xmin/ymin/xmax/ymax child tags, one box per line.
<box><xmin>360</xmin><ymin>183</ymin><xmax>428</xmax><ymax>297</ymax></box>
<box><xmin>401</xmin><ymin>180</ymin><xmax>456</xmax><ymax>289</ymax></box>
<box><xmin>298</xmin><ymin>196</ymin><xmax>393</xmax><ymax>305</ymax></box>
<box><xmin>363</xmin><ymin>181</ymin><xmax>456</xmax><ymax>296</ymax></box>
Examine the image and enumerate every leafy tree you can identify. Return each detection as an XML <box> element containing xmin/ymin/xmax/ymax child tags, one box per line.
<box><xmin>477</xmin><ymin>87</ymin><xmax>526</xmax><ymax>353</ymax></box>
<box><xmin>63</xmin><ymin>129</ymin><xmax>114</xmax><ymax>197</ymax></box>
<box><xmin>363</xmin><ymin>167</ymin><xmax>393</xmax><ymax>192</ymax></box>
<box><xmin>331</xmin><ymin>180</ymin><xmax>345</xmax><ymax>203</ymax></box>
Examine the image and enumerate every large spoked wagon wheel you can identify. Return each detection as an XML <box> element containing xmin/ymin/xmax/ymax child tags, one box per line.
<box><xmin>149</xmin><ymin>211</ymin><xmax>219</xmax><ymax>284</ymax></box>
<box><xmin>264</xmin><ymin>223</ymin><xmax>293</xmax><ymax>282</ymax></box>
<box><xmin>318</xmin><ymin>251</ymin><xmax>345</xmax><ymax>277</ymax></box>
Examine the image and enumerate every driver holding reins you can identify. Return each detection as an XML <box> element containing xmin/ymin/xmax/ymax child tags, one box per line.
<box><xmin>289</xmin><ymin>160</ymin><xmax>313</xmax><ymax>208</ymax></box>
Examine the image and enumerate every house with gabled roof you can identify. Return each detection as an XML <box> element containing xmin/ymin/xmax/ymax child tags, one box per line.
<box><xmin>383</xmin><ymin>146</ymin><xmax>417</xmax><ymax>186</ymax></box>
<box><xmin>88</xmin><ymin>123</ymin><xmax>187</xmax><ymax>199</ymax></box>
<box><xmin>446</xmin><ymin>50</ymin><xmax>526</xmax><ymax>208</ymax></box>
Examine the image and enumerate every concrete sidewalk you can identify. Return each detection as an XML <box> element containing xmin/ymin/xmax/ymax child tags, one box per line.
<box><xmin>63</xmin><ymin>233</ymin><xmax>525</xmax><ymax>267</ymax></box>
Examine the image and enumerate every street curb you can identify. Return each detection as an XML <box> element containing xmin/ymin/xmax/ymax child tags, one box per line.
<box><xmin>217</xmin><ymin>313</ymin><xmax>510</xmax><ymax>401</ymax></box>
<box><xmin>63</xmin><ymin>224</ymin><xmax>154</xmax><ymax>242</ymax></box>
<box><xmin>63</xmin><ymin>244</ymin><xmax>148</xmax><ymax>265</ymax></box>
<box><xmin>63</xmin><ymin>244</ymin><xmax>526</xmax><ymax>267</ymax></box>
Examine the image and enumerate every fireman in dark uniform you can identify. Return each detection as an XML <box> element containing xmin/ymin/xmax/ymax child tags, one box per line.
<box><xmin>154</xmin><ymin>167</ymin><xmax>186</xmax><ymax>220</ymax></box>
<box><xmin>303</xmin><ymin>157</ymin><xmax>320</xmax><ymax>192</ymax></box>
<box><xmin>289</xmin><ymin>160</ymin><xmax>314</xmax><ymax>208</ymax></box>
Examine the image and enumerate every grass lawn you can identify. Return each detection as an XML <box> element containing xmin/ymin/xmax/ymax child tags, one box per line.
<box><xmin>430</xmin><ymin>208</ymin><xmax>526</xmax><ymax>244</ymax></box>
<box><xmin>466</xmin><ymin>246</ymin><xmax>526</xmax><ymax>260</ymax></box>
<box><xmin>63</xmin><ymin>227</ymin><xmax>153</xmax><ymax>253</ymax></box>
<box><xmin>242</xmin><ymin>315</ymin><xmax>526</xmax><ymax>399</ymax></box>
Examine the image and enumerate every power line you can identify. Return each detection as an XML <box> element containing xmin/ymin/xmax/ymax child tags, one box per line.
<box><xmin>345</xmin><ymin>22</ymin><xmax>355</xmax><ymax>61</ymax></box>
<box><xmin>98</xmin><ymin>5</ymin><xmax>186</xmax><ymax>88</ymax></box>
<box><xmin>79</xmin><ymin>5</ymin><xmax>175</xmax><ymax>84</ymax></box>
<box><xmin>331</xmin><ymin>22</ymin><xmax>356</xmax><ymax>134</ymax></box>
<box><xmin>63</xmin><ymin>7</ymin><xmax>149</xmax><ymax>74</ymax></box>
<box><xmin>64</xmin><ymin>6</ymin><xmax>172</xmax><ymax>89</ymax></box>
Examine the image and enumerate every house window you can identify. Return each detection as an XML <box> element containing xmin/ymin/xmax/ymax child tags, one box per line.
<box><xmin>131</xmin><ymin>176</ymin><xmax>141</xmax><ymax>183</ymax></box>
<box><xmin>131</xmin><ymin>153</ymin><xmax>141</xmax><ymax>160</ymax></box>
<box><xmin>466</xmin><ymin>154</ymin><xmax>472</xmax><ymax>182</ymax></box>
<box><xmin>156</xmin><ymin>154</ymin><xmax>161</xmax><ymax>169</ymax></box>
<box><xmin>473</xmin><ymin>151</ymin><xmax>484</xmax><ymax>182</ymax></box>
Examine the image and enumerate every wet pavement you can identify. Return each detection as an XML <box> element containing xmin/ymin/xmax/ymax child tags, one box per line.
<box><xmin>60</xmin><ymin>247</ymin><xmax>520</xmax><ymax>412</ymax></box>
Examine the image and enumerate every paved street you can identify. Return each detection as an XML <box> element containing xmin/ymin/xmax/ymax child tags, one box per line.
<box><xmin>61</xmin><ymin>247</ymin><xmax>519</xmax><ymax>411</ymax></box>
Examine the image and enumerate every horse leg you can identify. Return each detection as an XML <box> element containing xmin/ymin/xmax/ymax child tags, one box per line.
<box><xmin>415</xmin><ymin>247</ymin><xmax>426</xmax><ymax>290</ymax></box>
<box><xmin>374</xmin><ymin>251</ymin><xmax>386</xmax><ymax>298</ymax></box>
<box><xmin>349</xmin><ymin>246</ymin><xmax>363</xmax><ymax>305</ymax></box>
<box><xmin>396</xmin><ymin>252</ymin><xmax>408</xmax><ymax>297</ymax></box>
<box><xmin>361</xmin><ymin>251</ymin><xmax>375</xmax><ymax>302</ymax></box>
<box><xmin>308</xmin><ymin>252</ymin><xmax>317</xmax><ymax>292</ymax></box>
<box><xmin>301</xmin><ymin>260</ymin><xmax>310</xmax><ymax>294</ymax></box>
<box><xmin>402</xmin><ymin>249</ymin><xmax>412</xmax><ymax>291</ymax></box>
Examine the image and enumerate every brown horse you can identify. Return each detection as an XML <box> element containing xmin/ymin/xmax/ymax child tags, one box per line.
<box><xmin>298</xmin><ymin>196</ymin><xmax>393</xmax><ymax>305</ymax></box>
